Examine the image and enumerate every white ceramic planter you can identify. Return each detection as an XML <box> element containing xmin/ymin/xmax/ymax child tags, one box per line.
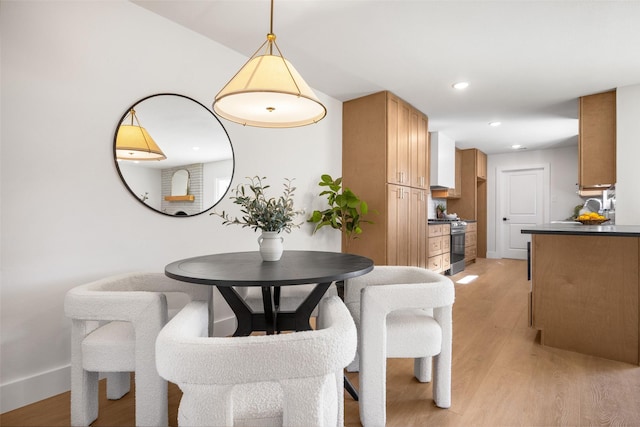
<box><xmin>258</xmin><ymin>231</ymin><xmax>284</xmax><ymax>261</ymax></box>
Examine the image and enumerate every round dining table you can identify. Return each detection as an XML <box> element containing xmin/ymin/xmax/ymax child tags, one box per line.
<box><xmin>165</xmin><ymin>250</ymin><xmax>373</xmax><ymax>401</ymax></box>
<box><xmin>165</xmin><ymin>250</ymin><xmax>374</xmax><ymax>337</ymax></box>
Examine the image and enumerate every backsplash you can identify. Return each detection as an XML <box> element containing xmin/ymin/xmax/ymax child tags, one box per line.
<box><xmin>428</xmin><ymin>194</ymin><xmax>447</xmax><ymax>219</ymax></box>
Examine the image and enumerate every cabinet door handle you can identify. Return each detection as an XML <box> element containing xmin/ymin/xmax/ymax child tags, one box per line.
<box><xmin>503</xmin><ymin>217</ymin><xmax>509</xmax><ymax>221</ymax></box>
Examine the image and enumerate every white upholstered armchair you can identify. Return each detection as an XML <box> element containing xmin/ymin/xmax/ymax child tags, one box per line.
<box><xmin>155</xmin><ymin>296</ymin><xmax>357</xmax><ymax>427</ymax></box>
<box><xmin>343</xmin><ymin>265</ymin><xmax>455</xmax><ymax>427</ymax></box>
<box><xmin>64</xmin><ymin>272</ymin><xmax>209</xmax><ymax>427</ymax></box>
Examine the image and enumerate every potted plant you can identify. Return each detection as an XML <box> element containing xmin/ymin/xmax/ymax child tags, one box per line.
<box><xmin>436</xmin><ymin>203</ymin><xmax>446</xmax><ymax>219</ymax></box>
<box><xmin>211</xmin><ymin>176</ymin><xmax>304</xmax><ymax>261</ymax></box>
<box><xmin>308</xmin><ymin>174</ymin><xmax>374</xmax><ymax>252</ymax></box>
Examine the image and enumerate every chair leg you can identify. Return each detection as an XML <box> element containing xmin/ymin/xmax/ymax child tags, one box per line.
<box><xmin>134</xmin><ymin>370</ymin><xmax>168</xmax><ymax>427</ymax></box>
<box><xmin>432</xmin><ymin>352</ymin><xmax>451</xmax><ymax>408</ymax></box>
<box><xmin>71</xmin><ymin>320</ymin><xmax>99</xmax><ymax>427</ymax></box>
<box><xmin>359</xmin><ymin>348</ymin><xmax>387</xmax><ymax>427</ymax></box>
<box><xmin>414</xmin><ymin>356</ymin><xmax>432</xmax><ymax>383</ymax></box>
<box><xmin>106</xmin><ymin>372</ymin><xmax>130</xmax><ymax>400</ymax></box>
<box><xmin>71</xmin><ymin>369</ymin><xmax>99</xmax><ymax>427</ymax></box>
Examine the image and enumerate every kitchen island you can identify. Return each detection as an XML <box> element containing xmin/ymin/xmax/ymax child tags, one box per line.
<box><xmin>522</xmin><ymin>223</ymin><xmax>640</xmax><ymax>365</ymax></box>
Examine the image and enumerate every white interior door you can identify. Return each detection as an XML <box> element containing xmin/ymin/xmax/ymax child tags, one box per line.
<box><xmin>499</xmin><ymin>166</ymin><xmax>547</xmax><ymax>259</ymax></box>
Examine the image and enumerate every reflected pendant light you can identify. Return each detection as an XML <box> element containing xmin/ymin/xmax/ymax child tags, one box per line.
<box><xmin>213</xmin><ymin>0</ymin><xmax>326</xmax><ymax>128</ymax></box>
<box><xmin>116</xmin><ymin>108</ymin><xmax>167</xmax><ymax>161</ymax></box>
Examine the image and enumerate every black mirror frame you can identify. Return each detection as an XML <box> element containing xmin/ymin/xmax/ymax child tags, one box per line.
<box><xmin>113</xmin><ymin>93</ymin><xmax>235</xmax><ymax>217</ymax></box>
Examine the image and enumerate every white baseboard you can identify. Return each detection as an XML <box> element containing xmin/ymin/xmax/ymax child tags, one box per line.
<box><xmin>0</xmin><ymin>316</ymin><xmax>237</xmax><ymax>413</ymax></box>
<box><xmin>486</xmin><ymin>251</ymin><xmax>500</xmax><ymax>259</ymax></box>
<box><xmin>0</xmin><ymin>365</ymin><xmax>71</xmax><ymax>414</ymax></box>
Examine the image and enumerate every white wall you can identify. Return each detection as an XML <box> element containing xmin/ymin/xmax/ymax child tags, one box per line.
<box><xmin>615</xmin><ymin>84</ymin><xmax>640</xmax><ymax>225</ymax></box>
<box><xmin>0</xmin><ymin>1</ymin><xmax>342</xmax><ymax>412</ymax></box>
<box><xmin>486</xmin><ymin>145</ymin><xmax>583</xmax><ymax>258</ymax></box>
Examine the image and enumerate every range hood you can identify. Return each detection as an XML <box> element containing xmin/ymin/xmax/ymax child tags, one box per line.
<box><xmin>430</xmin><ymin>132</ymin><xmax>455</xmax><ymax>189</ymax></box>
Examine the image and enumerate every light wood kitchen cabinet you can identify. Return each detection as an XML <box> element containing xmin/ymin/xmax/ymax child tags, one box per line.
<box><xmin>386</xmin><ymin>93</ymin><xmax>429</xmax><ymax>189</ymax></box>
<box><xmin>343</xmin><ymin>91</ymin><xmax>430</xmax><ymax>266</ymax></box>
<box><xmin>578</xmin><ymin>90</ymin><xmax>616</xmax><ymax>190</ymax></box>
<box><xmin>447</xmin><ymin>149</ymin><xmax>486</xmax><ymax>260</ymax></box>
<box><xmin>387</xmin><ymin>184</ymin><xmax>411</xmax><ymax>266</ymax></box>
<box><xmin>414</xmin><ymin>113</ymin><xmax>429</xmax><ymax>189</ymax></box>
<box><xmin>410</xmin><ymin>188</ymin><xmax>428</xmax><ymax>268</ymax></box>
<box><xmin>476</xmin><ymin>150</ymin><xmax>487</xmax><ymax>180</ymax></box>
<box><xmin>464</xmin><ymin>222</ymin><xmax>477</xmax><ymax>263</ymax></box>
<box><xmin>529</xmin><ymin>233</ymin><xmax>639</xmax><ymax>365</ymax></box>
<box><xmin>428</xmin><ymin>223</ymin><xmax>450</xmax><ymax>273</ymax></box>
<box><xmin>387</xmin><ymin>95</ymin><xmax>410</xmax><ymax>187</ymax></box>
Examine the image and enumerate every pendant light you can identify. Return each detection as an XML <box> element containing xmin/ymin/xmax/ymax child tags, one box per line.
<box><xmin>116</xmin><ymin>108</ymin><xmax>167</xmax><ymax>161</ymax></box>
<box><xmin>213</xmin><ymin>0</ymin><xmax>326</xmax><ymax>128</ymax></box>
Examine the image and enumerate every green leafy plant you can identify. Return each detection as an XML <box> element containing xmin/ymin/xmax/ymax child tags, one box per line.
<box><xmin>211</xmin><ymin>176</ymin><xmax>304</xmax><ymax>233</ymax></box>
<box><xmin>308</xmin><ymin>174</ymin><xmax>374</xmax><ymax>249</ymax></box>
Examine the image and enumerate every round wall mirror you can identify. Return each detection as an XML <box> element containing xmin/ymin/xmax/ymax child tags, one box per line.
<box><xmin>113</xmin><ymin>94</ymin><xmax>234</xmax><ymax>217</ymax></box>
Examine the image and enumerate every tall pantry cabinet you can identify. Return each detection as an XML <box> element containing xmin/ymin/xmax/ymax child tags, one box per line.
<box><xmin>342</xmin><ymin>91</ymin><xmax>429</xmax><ymax>267</ymax></box>
<box><xmin>446</xmin><ymin>148</ymin><xmax>487</xmax><ymax>261</ymax></box>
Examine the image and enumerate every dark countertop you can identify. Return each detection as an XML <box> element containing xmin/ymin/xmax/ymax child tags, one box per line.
<box><xmin>428</xmin><ymin>219</ymin><xmax>476</xmax><ymax>223</ymax></box>
<box><xmin>521</xmin><ymin>223</ymin><xmax>640</xmax><ymax>237</ymax></box>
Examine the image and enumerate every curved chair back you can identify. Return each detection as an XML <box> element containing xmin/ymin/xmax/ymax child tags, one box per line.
<box><xmin>64</xmin><ymin>272</ymin><xmax>209</xmax><ymax>426</ymax></box>
<box><xmin>156</xmin><ymin>296</ymin><xmax>357</xmax><ymax>427</ymax></box>
<box><xmin>344</xmin><ymin>266</ymin><xmax>455</xmax><ymax>427</ymax></box>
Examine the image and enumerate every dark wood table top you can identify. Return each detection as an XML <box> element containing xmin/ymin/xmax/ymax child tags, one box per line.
<box><xmin>165</xmin><ymin>250</ymin><xmax>374</xmax><ymax>287</ymax></box>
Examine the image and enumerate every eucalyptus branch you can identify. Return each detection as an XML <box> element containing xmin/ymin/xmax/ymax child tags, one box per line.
<box><xmin>211</xmin><ymin>176</ymin><xmax>304</xmax><ymax>233</ymax></box>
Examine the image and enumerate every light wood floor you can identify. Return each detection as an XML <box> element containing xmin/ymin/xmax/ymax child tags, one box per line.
<box><xmin>2</xmin><ymin>258</ymin><xmax>640</xmax><ymax>426</ymax></box>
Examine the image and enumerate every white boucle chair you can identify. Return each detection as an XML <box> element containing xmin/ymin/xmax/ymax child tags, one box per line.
<box><xmin>64</xmin><ymin>272</ymin><xmax>209</xmax><ymax>427</ymax></box>
<box><xmin>155</xmin><ymin>296</ymin><xmax>357</xmax><ymax>427</ymax></box>
<box><xmin>344</xmin><ymin>266</ymin><xmax>455</xmax><ymax>427</ymax></box>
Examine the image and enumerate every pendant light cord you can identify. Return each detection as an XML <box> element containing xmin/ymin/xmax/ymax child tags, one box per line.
<box><xmin>270</xmin><ymin>0</ymin><xmax>274</xmax><ymax>35</ymax></box>
<box><xmin>268</xmin><ymin>0</ymin><xmax>275</xmax><ymax>55</ymax></box>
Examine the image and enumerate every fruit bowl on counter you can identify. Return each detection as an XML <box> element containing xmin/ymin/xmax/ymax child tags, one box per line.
<box><xmin>576</xmin><ymin>213</ymin><xmax>609</xmax><ymax>225</ymax></box>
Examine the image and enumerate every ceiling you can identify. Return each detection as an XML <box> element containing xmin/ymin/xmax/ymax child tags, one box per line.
<box><xmin>133</xmin><ymin>0</ymin><xmax>640</xmax><ymax>155</ymax></box>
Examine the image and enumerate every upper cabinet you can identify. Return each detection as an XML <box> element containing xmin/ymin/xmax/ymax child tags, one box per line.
<box><xmin>453</xmin><ymin>148</ymin><xmax>462</xmax><ymax>197</ymax></box>
<box><xmin>387</xmin><ymin>93</ymin><xmax>429</xmax><ymax>188</ymax></box>
<box><xmin>476</xmin><ymin>150</ymin><xmax>487</xmax><ymax>180</ymax></box>
<box><xmin>579</xmin><ymin>90</ymin><xmax>616</xmax><ymax>190</ymax></box>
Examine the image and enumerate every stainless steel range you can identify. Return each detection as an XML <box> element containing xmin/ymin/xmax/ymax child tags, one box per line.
<box><xmin>429</xmin><ymin>219</ymin><xmax>467</xmax><ymax>275</ymax></box>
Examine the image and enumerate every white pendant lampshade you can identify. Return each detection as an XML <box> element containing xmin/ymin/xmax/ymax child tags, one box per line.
<box><xmin>116</xmin><ymin>109</ymin><xmax>166</xmax><ymax>161</ymax></box>
<box><xmin>213</xmin><ymin>2</ymin><xmax>326</xmax><ymax>128</ymax></box>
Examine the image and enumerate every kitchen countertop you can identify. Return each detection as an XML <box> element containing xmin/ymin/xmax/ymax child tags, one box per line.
<box><xmin>521</xmin><ymin>223</ymin><xmax>640</xmax><ymax>237</ymax></box>
<box><xmin>427</xmin><ymin>219</ymin><xmax>476</xmax><ymax>223</ymax></box>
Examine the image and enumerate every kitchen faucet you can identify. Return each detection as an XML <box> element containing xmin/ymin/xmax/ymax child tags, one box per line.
<box><xmin>583</xmin><ymin>198</ymin><xmax>602</xmax><ymax>214</ymax></box>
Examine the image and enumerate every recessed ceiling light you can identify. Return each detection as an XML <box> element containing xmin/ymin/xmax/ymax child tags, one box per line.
<box><xmin>452</xmin><ymin>82</ymin><xmax>469</xmax><ymax>90</ymax></box>
<box><xmin>511</xmin><ymin>144</ymin><xmax>526</xmax><ymax>150</ymax></box>
<box><xmin>489</xmin><ymin>121</ymin><xmax>502</xmax><ymax>127</ymax></box>
<box><xmin>192</xmin><ymin>146</ymin><xmax>200</xmax><ymax>151</ymax></box>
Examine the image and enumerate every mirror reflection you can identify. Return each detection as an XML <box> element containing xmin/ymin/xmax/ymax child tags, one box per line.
<box><xmin>171</xmin><ymin>169</ymin><xmax>190</xmax><ymax>196</ymax></box>
<box><xmin>114</xmin><ymin>94</ymin><xmax>234</xmax><ymax>216</ymax></box>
